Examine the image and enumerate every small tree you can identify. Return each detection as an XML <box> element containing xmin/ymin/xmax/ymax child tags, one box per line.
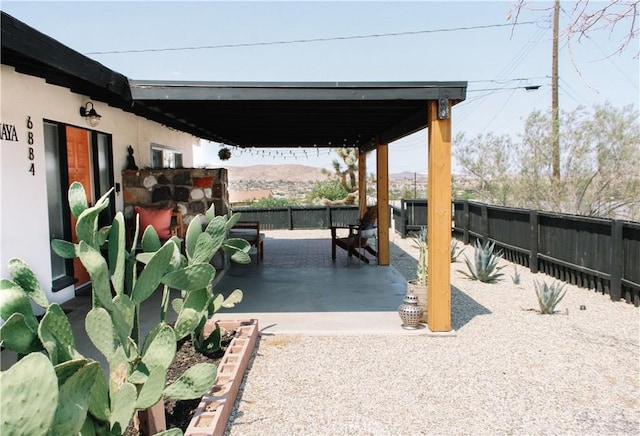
<box><xmin>307</xmin><ymin>180</ymin><xmax>348</xmax><ymax>203</ymax></box>
<box><xmin>454</xmin><ymin>132</ymin><xmax>518</xmax><ymax>206</ymax></box>
<box><xmin>510</xmin><ymin>1</ymin><xmax>639</xmax><ymax>58</ymax></box>
<box><xmin>454</xmin><ymin>103</ymin><xmax>640</xmax><ymax>220</ymax></box>
<box><xmin>322</xmin><ymin>147</ymin><xmax>358</xmax><ymax>193</ymax></box>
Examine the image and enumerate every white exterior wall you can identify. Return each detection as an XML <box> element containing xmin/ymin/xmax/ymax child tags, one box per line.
<box><xmin>0</xmin><ymin>65</ymin><xmax>198</xmax><ymax>311</ymax></box>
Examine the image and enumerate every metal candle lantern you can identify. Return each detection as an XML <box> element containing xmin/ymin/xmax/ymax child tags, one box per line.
<box><xmin>398</xmin><ymin>291</ymin><xmax>423</xmax><ymax>329</ymax></box>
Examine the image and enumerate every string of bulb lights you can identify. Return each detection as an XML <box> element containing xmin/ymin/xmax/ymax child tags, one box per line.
<box><xmin>217</xmin><ymin>145</ymin><xmax>336</xmax><ymax>161</ymax></box>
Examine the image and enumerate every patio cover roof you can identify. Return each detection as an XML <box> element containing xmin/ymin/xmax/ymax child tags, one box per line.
<box><xmin>129</xmin><ymin>81</ymin><xmax>467</xmax><ymax>151</ymax></box>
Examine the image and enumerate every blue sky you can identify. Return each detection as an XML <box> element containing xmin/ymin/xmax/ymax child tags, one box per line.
<box><xmin>2</xmin><ymin>1</ymin><xmax>638</xmax><ymax>174</ymax></box>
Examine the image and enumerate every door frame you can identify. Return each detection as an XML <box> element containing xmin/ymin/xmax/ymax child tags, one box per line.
<box><xmin>45</xmin><ymin>120</ymin><xmax>115</xmax><ymax>291</ymax></box>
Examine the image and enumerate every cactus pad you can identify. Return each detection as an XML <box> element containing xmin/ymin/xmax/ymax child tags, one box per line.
<box><xmin>109</xmin><ymin>381</ymin><xmax>137</xmax><ymax>434</ymax></box>
<box><xmin>38</xmin><ymin>303</ymin><xmax>80</xmax><ymax>365</ymax></box>
<box><xmin>50</xmin><ymin>361</ymin><xmax>100</xmax><ymax>435</ymax></box>
<box><xmin>135</xmin><ymin>366</ymin><xmax>167</xmax><ymax>409</ymax></box>
<box><xmin>0</xmin><ymin>279</ymin><xmax>38</xmax><ymax>332</ymax></box>
<box><xmin>141</xmin><ymin>324</ymin><xmax>176</xmax><ymax>370</ymax></box>
<box><xmin>162</xmin><ymin>263</ymin><xmax>216</xmax><ymax>292</ymax></box>
<box><xmin>86</xmin><ymin>307</ymin><xmax>117</xmax><ymax>359</ymax></box>
<box><xmin>131</xmin><ymin>243</ymin><xmax>174</xmax><ymax>304</ymax></box>
<box><xmin>163</xmin><ymin>363</ymin><xmax>217</xmax><ymax>400</ymax></box>
<box><xmin>0</xmin><ymin>312</ymin><xmax>41</xmax><ymax>354</ymax></box>
<box><xmin>0</xmin><ymin>353</ymin><xmax>58</xmax><ymax>435</ymax></box>
<box><xmin>7</xmin><ymin>258</ymin><xmax>48</xmax><ymax>307</ymax></box>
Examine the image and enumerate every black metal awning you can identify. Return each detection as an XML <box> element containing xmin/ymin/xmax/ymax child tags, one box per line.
<box><xmin>129</xmin><ymin>81</ymin><xmax>467</xmax><ymax>151</ymax></box>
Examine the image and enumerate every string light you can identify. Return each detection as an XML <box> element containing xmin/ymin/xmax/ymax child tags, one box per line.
<box><xmin>216</xmin><ymin>145</ymin><xmax>336</xmax><ymax>161</ymax></box>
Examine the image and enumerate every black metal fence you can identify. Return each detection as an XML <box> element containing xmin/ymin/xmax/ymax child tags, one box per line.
<box><xmin>232</xmin><ymin>201</ymin><xmax>640</xmax><ymax>306</ymax></box>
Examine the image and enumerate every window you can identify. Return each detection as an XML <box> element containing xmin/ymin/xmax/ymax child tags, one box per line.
<box><xmin>151</xmin><ymin>143</ymin><xmax>183</xmax><ymax>169</ymax></box>
<box><xmin>44</xmin><ymin>122</ymin><xmax>70</xmax><ymax>286</ymax></box>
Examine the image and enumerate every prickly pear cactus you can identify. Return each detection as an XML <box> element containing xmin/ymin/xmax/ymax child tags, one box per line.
<box><xmin>170</xmin><ymin>205</ymin><xmax>249</xmax><ymax>355</ymax></box>
<box><xmin>2</xmin><ymin>183</ymin><xmax>251</xmax><ymax>435</ymax></box>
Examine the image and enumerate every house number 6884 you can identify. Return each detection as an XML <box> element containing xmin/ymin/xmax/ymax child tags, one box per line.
<box><xmin>26</xmin><ymin>116</ymin><xmax>35</xmax><ymax>175</ymax></box>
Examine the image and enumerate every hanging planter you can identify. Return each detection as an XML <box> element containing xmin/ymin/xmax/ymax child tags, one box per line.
<box><xmin>218</xmin><ymin>147</ymin><xmax>232</xmax><ymax>161</ymax></box>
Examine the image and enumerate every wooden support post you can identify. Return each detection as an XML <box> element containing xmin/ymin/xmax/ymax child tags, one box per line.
<box><xmin>376</xmin><ymin>140</ymin><xmax>390</xmax><ymax>265</ymax></box>
<box><xmin>358</xmin><ymin>150</ymin><xmax>367</xmax><ymax>217</ymax></box>
<box><xmin>427</xmin><ymin>100</ymin><xmax>452</xmax><ymax>332</ymax></box>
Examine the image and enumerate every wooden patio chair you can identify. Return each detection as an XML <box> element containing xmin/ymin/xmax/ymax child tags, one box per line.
<box><xmin>330</xmin><ymin>205</ymin><xmax>378</xmax><ymax>264</ymax></box>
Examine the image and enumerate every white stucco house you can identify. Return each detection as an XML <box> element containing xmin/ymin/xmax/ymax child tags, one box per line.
<box><xmin>1</xmin><ymin>12</ymin><xmax>199</xmax><ymax>310</ymax></box>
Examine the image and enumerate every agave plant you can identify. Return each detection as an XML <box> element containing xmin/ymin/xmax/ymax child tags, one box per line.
<box><xmin>459</xmin><ymin>239</ymin><xmax>505</xmax><ymax>283</ymax></box>
<box><xmin>511</xmin><ymin>266</ymin><xmax>521</xmax><ymax>285</ymax></box>
<box><xmin>450</xmin><ymin>239</ymin><xmax>465</xmax><ymax>263</ymax></box>
<box><xmin>534</xmin><ymin>280</ymin><xmax>567</xmax><ymax>314</ymax></box>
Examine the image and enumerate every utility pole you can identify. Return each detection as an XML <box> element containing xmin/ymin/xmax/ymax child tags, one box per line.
<box><xmin>552</xmin><ymin>0</ymin><xmax>560</xmax><ymax>181</ymax></box>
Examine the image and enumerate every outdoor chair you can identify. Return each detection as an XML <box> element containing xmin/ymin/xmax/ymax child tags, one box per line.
<box><xmin>330</xmin><ymin>205</ymin><xmax>378</xmax><ymax>264</ymax></box>
<box><xmin>229</xmin><ymin>221</ymin><xmax>265</xmax><ymax>264</ymax></box>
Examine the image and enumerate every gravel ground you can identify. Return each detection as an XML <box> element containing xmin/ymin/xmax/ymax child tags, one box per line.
<box><xmin>225</xmin><ymin>233</ymin><xmax>640</xmax><ymax>436</ymax></box>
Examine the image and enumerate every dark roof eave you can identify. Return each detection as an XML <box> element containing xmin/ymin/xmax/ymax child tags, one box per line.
<box><xmin>1</xmin><ymin>11</ymin><xmax>133</xmax><ymax>107</ymax></box>
<box><xmin>129</xmin><ymin>80</ymin><xmax>467</xmax><ymax>102</ymax></box>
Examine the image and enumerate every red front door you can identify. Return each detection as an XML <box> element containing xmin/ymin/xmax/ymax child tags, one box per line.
<box><xmin>65</xmin><ymin>126</ymin><xmax>93</xmax><ymax>287</ymax></box>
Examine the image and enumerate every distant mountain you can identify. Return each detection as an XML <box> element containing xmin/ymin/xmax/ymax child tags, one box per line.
<box><xmin>390</xmin><ymin>171</ymin><xmax>427</xmax><ymax>180</ymax></box>
<box><xmin>226</xmin><ymin>164</ymin><xmax>327</xmax><ymax>183</ymax></box>
<box><xmin>226</xmin><ymin>164</ymin><xmax>426</xmax><ymax>183</ymax></box>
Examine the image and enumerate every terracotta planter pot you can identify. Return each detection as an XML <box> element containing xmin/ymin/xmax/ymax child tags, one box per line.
<box><xmin>184</xmin><ymin>318</ymin><xmax>259</xmax><ymax>436</ymax></box>
<box><xmin>407</xmin><ymin>281</ymin><xmax>427</xmax><ymax>323</ymax></box>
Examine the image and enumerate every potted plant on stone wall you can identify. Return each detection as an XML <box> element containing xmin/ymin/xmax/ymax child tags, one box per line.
<box><xmin>407</xmin><ymin>226</ymin><xmax>428</xmax><ymax>323</ymax></box>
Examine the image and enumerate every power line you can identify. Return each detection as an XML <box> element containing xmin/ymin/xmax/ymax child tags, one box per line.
<box><xmin>467</xmin><ymin>76</ymin><xmax>551</xmax><ymax>84</ymax></box>
<box><xmin>85</xmin><ymin>21</ymin><xmax>541</xmax><ymax>55</ymax></box>
<box><xmin>456</xmin><ymin>23</ymin><xmax>550</xmax><ymax>126</ymax></box>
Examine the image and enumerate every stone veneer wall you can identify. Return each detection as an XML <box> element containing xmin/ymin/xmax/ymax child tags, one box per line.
<box><xmin>122</xmin><ymin>168</ymin><xmax>229</xmax><ymax>225</ymax></box>
<box><xmin>122</xmin><ymin>168</ymin><xmax>230</xmax><ymax>274</ymax></box>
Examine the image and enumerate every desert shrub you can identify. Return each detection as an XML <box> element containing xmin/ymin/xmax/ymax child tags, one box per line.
<box><xmin>450</xmin><ymin>239</ymin><xmax>465</xmax><ymax>263</ymax></box>
<box><xmin>534</xmin><ymin>280</ymin><xmax>567</xmax><ymax>314</ymax></box>
<box><xmin>307</xmin><ymin>180</ymin><xmax>348</xmax><ymax>203</ymax></box>
<box><xmin>459</xmin><ymin>239</ymin><xmax>505</xmax><ymax>283</ymax></box>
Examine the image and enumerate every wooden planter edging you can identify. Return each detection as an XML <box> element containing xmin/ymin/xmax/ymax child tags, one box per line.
<box><xmin>184</xmin><ymin>318</ymin><xmax>259</xmax><ymax>436</ymax></box>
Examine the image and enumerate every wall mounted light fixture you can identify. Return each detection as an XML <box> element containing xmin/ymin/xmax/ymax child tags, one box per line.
<box><xmin>79</xmin><ymin>101</ymin><xmax>102</xmax><ymax>127</ymax></box>
<box><xmin>437</xmin><ymin>97</ymin><xmax>450</xmax><ymax>120</ymax></box>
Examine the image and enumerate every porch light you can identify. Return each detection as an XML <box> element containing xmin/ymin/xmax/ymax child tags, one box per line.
<box><xmin>79</xmin><ymin>101</ymin><xmax>102</xmax><ymax>127</ymax></box>
<box><xmin>437</xmin><ymin>97</ymin><xmax>450</xmax><ymax>120</ymax></box>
